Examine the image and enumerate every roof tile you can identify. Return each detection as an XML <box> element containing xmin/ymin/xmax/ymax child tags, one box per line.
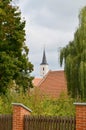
<box><xmin>33</xmin><ymin>70</ymin><xmax>67</xmax><ymax>98</ymax></box>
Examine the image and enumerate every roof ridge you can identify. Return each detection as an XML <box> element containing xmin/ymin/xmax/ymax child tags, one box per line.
<box><xmin>50</xmin><ymin>70</ymin><xmax>64</xmax><ymax>72</ymax></box>
<box><xmin>37</xmin><ymin>70</ymin><xmax>51</xmax><ymax>87</ymax></box>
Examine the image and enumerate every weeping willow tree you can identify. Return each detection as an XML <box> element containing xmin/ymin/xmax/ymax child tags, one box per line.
<box><xmin>60</xmin><ymin>6</ymin><xmax>86</xmax><ymax>99</ymax></box>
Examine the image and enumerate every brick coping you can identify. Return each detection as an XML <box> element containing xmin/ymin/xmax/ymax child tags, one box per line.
<box><xmin>12</xmin><ymin>103</ymin><xmax>32</xmax><ymax>112</ymax></box>
<box><xmin>74</xmin><ymin>102</ymin><xmax>86</xmax><ymax>106</ymax></box>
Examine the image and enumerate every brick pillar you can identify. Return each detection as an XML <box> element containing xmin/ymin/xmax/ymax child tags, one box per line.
<box><xmin>12</xmin><ymin>103</ymin><xmax>32</xmax><ymax>130</ymax></box>
<box><xmin>74</xmin><ymin>103</ymin><xmax>86</xmax><ymax>130</ymax></box>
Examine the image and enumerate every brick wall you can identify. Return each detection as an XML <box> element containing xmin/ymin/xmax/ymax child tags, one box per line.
<box><xmin>12</xmin><ymin>102</ymin><xmax>86</xmax><ymax>130</ymax></box>
<box><xmin>12</xmin><ymin>103</ymin><xmax>32</xmax><ymax>130</ymax></box>
<box><xmin>74</xmin><ymin>103</ymin><xmax>86</xmax><ymax>130</ymax></box>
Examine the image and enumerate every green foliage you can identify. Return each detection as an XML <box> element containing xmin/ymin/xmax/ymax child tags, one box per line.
<box><xmin>0</xmin><ymin>0</ymin><xmax>33</xmax><ymax>93</ymax></box>
<box><xmin>60</xmin><ymin>6</ymin><xmax>86</xmax><ymax>99</ymax></box>
<box><xmin>0</xmin><ymin>89</ymin><xmax>75</xmax><ymax>116</ymax></box>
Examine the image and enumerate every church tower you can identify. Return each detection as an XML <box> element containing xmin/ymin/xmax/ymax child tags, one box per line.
<box><xmin>40</xmin><ymin>49</ymin><xmax>49</xmax><ymax>77</ymax></box>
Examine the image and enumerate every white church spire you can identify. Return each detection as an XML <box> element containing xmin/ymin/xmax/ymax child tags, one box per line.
<box><xmin>40</xmin><ymin>48</ymin><xmax>49</xmax><ymax>77</ymax></box>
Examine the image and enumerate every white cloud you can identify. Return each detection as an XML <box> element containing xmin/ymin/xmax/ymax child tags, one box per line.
<box><xmin>18</xmin><ymin>0</ymin><xmax>86</xmax><ymax>76</ymax></box>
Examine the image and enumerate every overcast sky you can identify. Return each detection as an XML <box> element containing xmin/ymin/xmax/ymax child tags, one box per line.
<box><xmin>17</xmin><ymin>0</ymin><xmax>86</xmax><ymax>77</ymax></box>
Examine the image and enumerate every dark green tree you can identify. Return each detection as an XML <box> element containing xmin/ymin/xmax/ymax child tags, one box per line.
<box><xmin>60</xmin><ymin>6</ymin><xmax>86</xmax><ymax>99</ymax></box>
<box><xmin>0</xmin><ymin>0</ymin><xmax>33</xmax><ymax>93</ymax></box>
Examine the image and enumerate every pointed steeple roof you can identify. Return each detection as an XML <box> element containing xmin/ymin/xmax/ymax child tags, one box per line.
<box><xmin>40</xmin><ymin>49</ymin><xmax>48</xmax><ymax>65</ymax></box>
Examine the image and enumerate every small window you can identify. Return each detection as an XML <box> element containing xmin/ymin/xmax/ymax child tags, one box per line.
<box><xmin>43</xmin><ymin>67</ymin><xmax>44</xmax><ymax>71</ymax></box>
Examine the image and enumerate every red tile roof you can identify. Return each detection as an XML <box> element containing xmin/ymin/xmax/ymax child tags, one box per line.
<box><xmin>35</xmin><ymin>70</ymin><xmax>67</xmax><ymax>98</ymax></box>
<box><xmin>33</xmin><ymin>78</ymin><xmax>42</xmax><ymax>86</ymax></box>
